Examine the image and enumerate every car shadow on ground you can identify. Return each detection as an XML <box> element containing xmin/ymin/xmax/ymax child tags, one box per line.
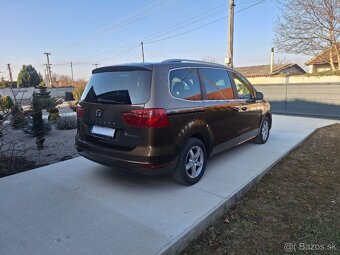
<box><xmin>93</xmin><ymin>164</ymin><xmax>178</xmax><ymax>188</ymax></box>
<box><xmin>90</xmin><ymin>140</ymin><xmax>256</xmax><ymax>189</ymax></box>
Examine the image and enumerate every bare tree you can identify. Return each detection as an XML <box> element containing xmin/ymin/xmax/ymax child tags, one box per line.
<box><xmin>56</xmin><ymin>74</ymin><xmax>72</xmax><ymax>87</ymax></box>
<box><xmin>274</xmin><ymin>0</ymin><xmax>340</xmax><ymax>70</ymax></box>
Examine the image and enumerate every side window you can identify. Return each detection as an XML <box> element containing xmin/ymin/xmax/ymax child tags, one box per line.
<box><xmin>169</xmin><ymin>68</ymin><xmax>201</xmax><ymax>101</ymax></box>
<box><xmin>231</xmin><ymin>72</ymin><xmax>254</xmax><ymax>99</ymax></box>
<box><xmin>200</xmin><ymin>68</ymin><xmax>234</xmax><ymax>100</ymax></box>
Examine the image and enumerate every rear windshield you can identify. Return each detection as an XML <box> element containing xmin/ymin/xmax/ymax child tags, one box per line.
<box><xmin>81</xmin><ymin>70</ymin><xmax>151</xmax><ymax>104</ymax></box>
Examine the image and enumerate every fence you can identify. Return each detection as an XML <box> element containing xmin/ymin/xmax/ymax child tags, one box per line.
<box><xmin>254</xmin><ymin>82</ymin><xmax>340</xmax><ymax>118</ymax></box>
<box><xmin>0</xmin><ymin>87</ymin><xmax>73</xmax><ymax>101</ymax></box>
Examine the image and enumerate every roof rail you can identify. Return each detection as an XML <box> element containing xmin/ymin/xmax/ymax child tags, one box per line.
<box><xmin>162</xmin><ymin>59</ymin><xmax>226</xmax><ymax>67</ymax></box>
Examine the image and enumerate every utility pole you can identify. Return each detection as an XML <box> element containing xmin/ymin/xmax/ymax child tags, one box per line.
<box><xmin>93</xmin><ymin>63</ymin><xmax>99</xmax><ymax>69</ymax></box>
<box><xmin>70</xmin><ymin>62</ymin><xmax>74</xmax><ymax>82</ymax></box>
<box><xmin>7</xmin><ymin>64</ymin><xmax>13</xmax><ymax>82</ymax></box>
<box><xmin>141</xmin><ymin>41</ymin><xmax>145</xmax><ymax>63</ymax></box>
<box><xmin>44</xmin><ymin>52</ymin><xmax>53</xmax><ymax>87</ymax></box>
<box><xmin>225</xmin><ymin>0</ymin><xmax>235</xmax><ymax>68</ymax></box>
<box><xmin>270</xmin><ymin>48</ymin><xmax>275</xmax><ymax>73</ymax></box>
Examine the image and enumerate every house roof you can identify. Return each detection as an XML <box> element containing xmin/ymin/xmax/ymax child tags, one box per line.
<box><xmin>235</xmin><ymin>64</ymin><xmax>305</xmax><ymax>77</ymax></box>
<box><xmin>305</xmin><ymin>43</ymin><xmax>340</xmax><ymax>66</ymax></box>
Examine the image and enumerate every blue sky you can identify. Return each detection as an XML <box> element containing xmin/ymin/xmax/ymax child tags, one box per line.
<box><xmin>0</xmin><ymin>0</ymin><xmax>310</xmax><ymax>80</ymax></box>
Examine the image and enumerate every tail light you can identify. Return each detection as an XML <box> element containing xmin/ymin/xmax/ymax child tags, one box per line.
<box><xmin>122</xmin><ymin>108</ymin><xmax>170</xmax><ymax>128</ymax></box>
<box><xmin>76</xmin><ymin>105</ymin><xmax>84</xmax><ymax>119</ymax></box>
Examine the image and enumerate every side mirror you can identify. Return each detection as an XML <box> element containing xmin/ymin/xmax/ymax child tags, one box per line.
<box><xmin>256</xmin><ymin>91</ymin><xmax>264</xmax><ymax>100</ymax></box>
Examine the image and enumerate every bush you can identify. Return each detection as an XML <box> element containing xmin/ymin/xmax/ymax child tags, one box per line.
<box><xmin>11</xmin><ymin>104</ymin><xmax>27</xmax><ymax>129</ymax></box>
<box><xmin>72</xmin><ymin>84</ymin><xmax>86</xmax><ymax>102</ymax></box>
<box><xmin>48</xmin><ymin>113</ymin><xmax>60</xmax><ymax>122</ymax></box>
<box><xmin>38</xmin><ymin>97</ymin><xmax>63</xmax><ymax>109</ymax></box>
<box><xmin>48</xmin><ymin>107</ymin><xmax>59</xmax><ymax>114</ymax></box>
<box><xmin>0</xmin><ymin>96</ymin><xmax>14</xmax><ymax>110</ymax></box>
<box><xmin>55</xmin><ymin>116</ymin><xmax>77</xmax><ymax>130</ymax></box>
<box><xmin>32</xmin><ymin>91</ymin><xmax>45</xmax><ymax>149</ymax></box>
<box><xmin>48</xmin><ymin>107</ymin><xmax>60</xmax><ymax>122</ymax></box>
<box><xmin>0</xmin><ymin>78</ymin><xmax>7</xmax><ymax>88</ymax></box>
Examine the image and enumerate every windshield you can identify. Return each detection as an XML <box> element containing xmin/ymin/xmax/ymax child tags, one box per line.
<box><xmin>81</xmin><ymin>70</ymin><xmax>151</xmax><ymax>104</ymax></box>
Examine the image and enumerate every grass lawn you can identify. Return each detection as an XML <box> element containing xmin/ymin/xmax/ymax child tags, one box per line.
<box><xmin>182</xmin><ymin>123</ymin><xmax>340</xmax><ymax>255</ymax></box>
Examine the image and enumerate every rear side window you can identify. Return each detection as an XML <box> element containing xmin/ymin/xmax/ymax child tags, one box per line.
<box><xmin>231</xmin><ymin>72</ymin><xmax>254</xmax><ymax>100</ymax></box>
<box><xmin>81</xmin><ymin>70</ymin><xmax>151</xmax><ymax>104</ymax></box>
<box><xmin>169</xmin><ymin>68</ymin><xmax>201</xmax><ymax>101</ymax></box>
<box><xmin>200</xmin><ymin>68</ymin><xmax>234</xmax><ymax>100</ymax></box>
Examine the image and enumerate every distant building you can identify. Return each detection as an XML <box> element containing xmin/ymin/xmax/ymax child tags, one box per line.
<box><xmin>305</xmin><ymin>43</ymin><xmax>340</xmax><ymax>73</ymax></box>
<box><xmin>235</xmin><ymin>64</ymin><xmax>306</xmax><ymax>78</ymax></box>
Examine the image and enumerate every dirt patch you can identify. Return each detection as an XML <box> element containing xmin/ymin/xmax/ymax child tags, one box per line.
<box><xmin>0</xmin><ymin>156</ymin><xmax>39</xmax><ymax>178</ymax></box>
<box><xmin>0</xmin><ymin>124</ymin><xmax>78</xmax><ymax>178</ymax></box>
<box><xmin>182</xmin><ymin>123</ymin><xmax>340</xmax><ymax>255</ymax></box>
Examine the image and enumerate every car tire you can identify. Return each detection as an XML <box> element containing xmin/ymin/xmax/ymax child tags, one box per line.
<box><xmin>253</xmin><ymin>117</ymin><xmax>270</xmax><ymax>144</ymax></box>
<box><xmin>172</xmin><ymin>138</ymin><xmax>207</xmax><ymax>185</ymax></box>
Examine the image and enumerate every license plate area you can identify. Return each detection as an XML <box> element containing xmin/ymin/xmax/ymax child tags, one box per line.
<box><xmin>91</xmin><ymin>125</ymin><xmax>115</xmax><ymax>138</ymax></box>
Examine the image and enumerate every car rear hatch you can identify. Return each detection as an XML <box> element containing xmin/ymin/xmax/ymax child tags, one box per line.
<box><xmin>78</xmin><ymin>66</ymin><xmax>152</xmax><ymax>150</ymax></box>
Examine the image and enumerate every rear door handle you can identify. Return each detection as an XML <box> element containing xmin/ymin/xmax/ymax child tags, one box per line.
<box><xmin>241</xmin><ymin>107</ymin><xmax>248</xmax><ymax>111</ymax></box>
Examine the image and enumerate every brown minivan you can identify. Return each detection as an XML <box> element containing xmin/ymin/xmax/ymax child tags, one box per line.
<box><xmin>75</xmin><ymin>59</ymin><xmax>271</xmax><ymax>185</ymax></box>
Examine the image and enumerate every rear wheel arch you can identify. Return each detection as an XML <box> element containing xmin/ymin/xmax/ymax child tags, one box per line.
<box><xmin>190</xmin><ymin>132</ymin><xmax>212</xmax><ymax>157</ymax></box>
<box><xmin>174</xmin><ymin>120</ymin><xmax>214</xmax><ymax>155</ymax></box>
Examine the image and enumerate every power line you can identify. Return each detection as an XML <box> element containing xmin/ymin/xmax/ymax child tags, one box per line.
<box><xmin>59</xmin><ymin>2</ymin><xmax>228</xmax><ymax>63</ymax></box>
<box><xmin>75</xmin><ymin>43</ymin><xmax>138</xmax><ymax>62</ymax></box>
<box><xmin>55</xmin><ymin>0</ymin><xmax>180</xmax><ymax>52</ymax></box>
<box><xmin>71</xmin><ymin>3</ymin><xmax>228</xmax><ymax>63</ymax></box>
<box><xmin>92</xmin><ymin>45</ymin><xmax>140</xmax><ymax>62</ymax></box>
<box><xmin>144</xmin><ymin>0</ymin><xmax>267</xmax><ymax>44</ymax></box>
<box><xmin>4</xmin><ymin>0</ymin><xmax>268</xmax><ymax>67</ymax></box>
<box><xmin>49</xmin><ymin>0</ymin><xmax>266</xmax><ymax>64</ymax></box>
<box><xmin>142</xmin><ymin>4</ymin><xmax>228</xmax><ymax>42</ymax></box>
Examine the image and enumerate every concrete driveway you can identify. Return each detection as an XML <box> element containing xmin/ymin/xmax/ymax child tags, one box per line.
<box><xmin>0</xmin><ymin>115</ymin><xmax>337</xmax><ymax>255</ymax></box>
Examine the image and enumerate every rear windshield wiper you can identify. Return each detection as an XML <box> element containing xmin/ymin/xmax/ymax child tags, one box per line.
<box><xmin>97</xmin><ymin>98</ymin><xmax>125</xmax><ymax>104</ymax></box>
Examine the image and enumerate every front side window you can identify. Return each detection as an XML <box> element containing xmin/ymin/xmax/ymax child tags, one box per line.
<box><xmin>231</xmin><ymin>72</ymin><xmax>254</xmax><ymax>99</ymax></box>
<box><xmin>169</xmin><ymin>68</ymin><xmax>201</xmax><ymax>101</ymax></box>
<box><xmin>200</xmin><ymin>68</ymin><xmax>234</xmax><ymax>100</ymax></box>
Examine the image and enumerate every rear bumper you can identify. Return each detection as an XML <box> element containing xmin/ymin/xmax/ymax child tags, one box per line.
<box><xmin>75</xmin><ymin>135</ymin><xmax>179</xmax><ymax>176</ymax></box>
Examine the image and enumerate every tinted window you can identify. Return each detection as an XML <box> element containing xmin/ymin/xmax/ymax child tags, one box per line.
<box><xmin>81</xmin><ymin>70</ymin><xmax>151</xmax><ymax>104</ymax></box>
<box><xmin>201</xmin><ymin>68</ymin><xmax>234</xmax><ymax>100</ymax></box>
<box><xmin>169</xmin><ymin>68</ymin><xmax>201</xmax><ymax>101</ymax></box>
<box><xmin>231</xmin><ymin>72</ymin><xmax>254</xmax><ymax>99</ymax></box>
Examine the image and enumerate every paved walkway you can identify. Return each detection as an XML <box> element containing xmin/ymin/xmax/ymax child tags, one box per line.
<box><xmin>0</xmin><ymin>115</ymin><xmax>337</xmax><ymax>255</ymax></box>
